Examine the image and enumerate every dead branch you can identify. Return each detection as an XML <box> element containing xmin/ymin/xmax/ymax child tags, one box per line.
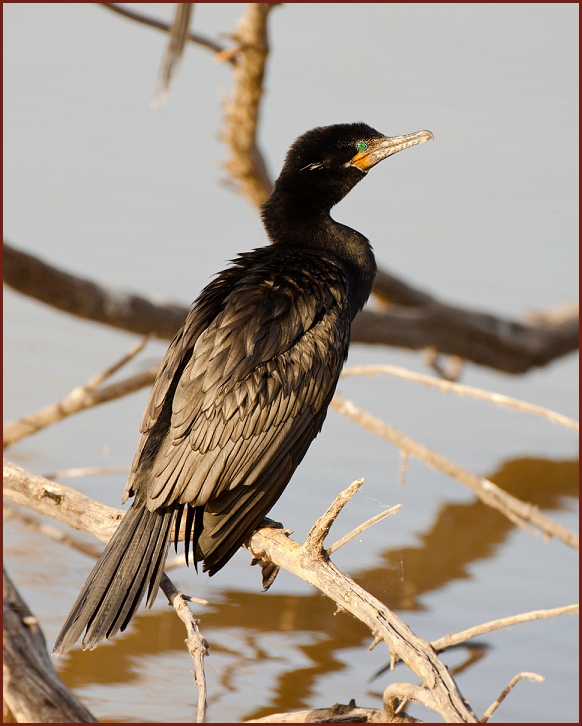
<box><xmin>3</xmin><ymin>461</ymin><xmax>122</xmax><ymax>544</ymax></box>
<box><xmin>159</xmin><ymin>573</ymin><xmax>209</xmax><ymax>723</ymax></box>
<box><xmin>151</xmin><ymin>3</ymin><xmax>194</xmax><ymax>106</ymax></box>
<box><xmin>3</xmin><ymin>461</ymin><xmax>476</xmax><ymax>722</ymax></box>
<box><xmin>331</xmin><ymin>393</ymin><xmax>579</xmax><ymax>550</ymax></box>
<box><xmin>43</xmin><ymin>466</ymin><xmax>130</xmax><ymax>480</ymax></box>
<box><xmin>431</xmin><ymin>604</ymin><xmax>579</xmax><ymax>653</ymax></box>
<box><xmin>246</xmin><ymin>486</ymin><xmax>477</xmax><ymax>723</ymax></box>
<box><xmin>327</xmin><ymin>503</ymin><xmax>402</xmax><ymax>555</ymax></box>
<box><xmin>99</xmin><ymin>3</ymin><xmax>232</xmax><ymax>61</ymax></box>
<box><xmin>4</xmin><ymin>241</ymin><xmax>577</xmax><ymax>374</ymax></box>
<box><xmin>479</xmin><ymin>672</ymin><xmax>544</xmax><ymax>722</ymax></box>
<box><xmin>350</xmin><ymin>298</ymin><xmax>578</xmax><ymax>374</ymax></box>
<box><xmin>3</xmin><ymin>241</ymin><xmax>186</xmax><ymax>337</ymax></box>
<box><xmin>3</xmin><ymin>340</ymin><xmax>158</xmax><ymax>447</ymax></box>
<box><xmin>3</xmin><ymin>503</ymin><xmax>103</xmax><ymax>560</ymax></box>
<box><xmin>2</xmin><ymin>461</ymin><xmax>204</xmax><ymax>723</ymax></box>
<box><xmin>5</xmin><ymin>460</ymin><xmax>574</xmax><ymax>722</ymax></box>
<box><xmin>3</xmin><ymin>566</ymin><xmax>98</xmax><ymax>723</ymax></box>
<box><xmin>341</xmin><ymin>365</ymin><xmax>579</xmax><ymax>431</ymax></box>
<box><xmin>246</xmin><ymin>699</ymin><xmax>420</xmax><ymax>723</ymax></box>
<box><xmin>221</xmin><ymin>3</ymin><xmax>275</xmax><ymax>206</ymax></box>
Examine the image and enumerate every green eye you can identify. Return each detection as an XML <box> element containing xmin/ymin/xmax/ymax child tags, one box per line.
<box><xmin>356</xmin><ymin>141</ymin><xmax>368</xmax><ymax>152</ymax></box>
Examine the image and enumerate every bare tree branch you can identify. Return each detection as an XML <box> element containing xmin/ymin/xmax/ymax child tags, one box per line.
<box><xmin>431</xmin><ymin>604</ymin><xmax>579</xmax><ymax>653</ymax></box>
<box><xmin>341</xmin><ymin>365</ymin><xmax>579</xmax><ymax>430</ymax></box>
<box><xmin>4</xmin><ymin>503</ymin><xmax>103</xmax><ymax>560</ymax></box>
<box><xmin>3</xmin><ymin>241</ymin><xmax>186</xmax><ymax>338</ymax></box>
<box><xmin>3</xmin><ymin>461</ymin><xmax>476</xmax><ymax>723</ymax></box>
<box><xmin>350</xmin><ymin>298</ymin><xmax>579</xmax><ymax>374</ymax></box>
<box><xmin>6</xmin><ymin>461</ymin><xmax>575</xmax><ymax>722</ymax></box>
<box><xmin>2</xmin><ymin>462</ymin><xmax>209</xmax><ymax>722</ymax></box>
<box><xmin>3</xmin><ymin>336</ymin><xmax>157</xmax><ymax>448</ymax></box>
<box><xmin>221</xmin><ymin>3</ymin><xmax>275</xmax><ymax>206</ymax></box>
<box><xmin>480</xmin><ymin>672</ymin><xmax>544</xmax><ymax>723</ymax></box>
<box><xmin>99</xmin><ymin>2</ymin><xmax>233</xmax><ymax>61</ymax></box>
<box><xmin>331</xmin><ymin>393</ymin><xmax>579</xmax><ymax>550</ymax></box>
<box><xmin>5</xmin><ymin>241</ymin><xmax>577</xmax><ymax>374</ymax></box>
<box><xmin>246</xmin><ymin>489</ymin><xmax>478</xmax><ymax>723</ymax></box>
<box><xmin>159</xmin><ymin>573</ymin><xmax>208</xmax><ymax>723</ymax></box>
<box><xmin>151</xmin><ymin>3</ymin><xmax>194</xmax><ymax>106</ymax></box>
<box><xmin>246</xmin><ymin>700</ymin><xmax>420</xmax><ymax>723</ymax></box>
<box><xmin>3</xmin><ymin>566</ymin><xmax>98</xmax><ymax>723</ymax></box>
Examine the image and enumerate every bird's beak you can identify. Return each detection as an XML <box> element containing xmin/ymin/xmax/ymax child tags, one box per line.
<box><xmin>349</xmin><ymin>129</ymin><xmax>434</xmax><ymax>172</ymax></box>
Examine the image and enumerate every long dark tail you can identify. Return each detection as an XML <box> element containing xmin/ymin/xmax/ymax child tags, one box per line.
<box><xmin>53</xmin><ymin>501</ymin><xmax>175</xmax><ymax>654</ymax></box>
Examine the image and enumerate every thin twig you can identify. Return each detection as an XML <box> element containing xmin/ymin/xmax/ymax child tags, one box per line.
<box><xmin>3</xmin><ymin>503</ymin><xmax>103</xmax><ymax>560</ymax></box>
<box><xmin>160</xmin><ymin>574</ymin><xmax>209</xmax><ymax>723</ymax></box>
<box><xmin>480</xmin><ymin>672</ymin><xmax>544</xmax><ymax>722</ymax></box>
<box><xmin>305</xmin><ymin>479</ymin><xmax>364</xmax><ymax>552</ymax></box>
<box><xmin>151</xmin><ymin>3</ymin><xmax>194</xmax><ymax>106</ymax></box>
<box><xmin>4</xmin><ymin>351</ymin><xmax>158</xmax><ymax>449</ymax></box>
<box><xmin>43</xmin><ymin>466</ymin><xmax>130</xmax><ymax>480</ymax></box>
<box><xmin>331</xmin><ymin>393</ymin><xmax>579</xmax><ymax>551</ymax></box>
<box><xmin>99</xmin><ymin>3</ymin><xmax>233</xmax><ymax>61</ymax></box>
<box><xmin>341</xmin><ymin>365</ymin><xmax>579</xmax><ymax>431</ymax></box>
<box><xmin>84</xmin><ymin>335</ymin><xmax>150</xmax><ymax>389</ymax></box>
<box><xmin>431</xmin><ymin>604</ymin><xmax>579</xmax><ymax>653</ymax></box>
<box><xmin>327</xmin><ymin>504</ymin><xmax>402</xmax><ymax>555</ymax></box>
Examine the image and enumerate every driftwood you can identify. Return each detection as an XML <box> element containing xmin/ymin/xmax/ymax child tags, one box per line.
<box><xmin>245</xmin><ymin>699</ymin><xmax>420</xmax><ymax>723</ymax></box>
<box><xmin>4</xmin><ymin>460</ymin><xmax>577</xmax><ymax>722</ymax></box>
<box><xmin>3</xmin><ymin>567</ymin><xmax>98</xmax><ymax>723</ymax></box>
<box><xmin>3</xmin><ymin>461</ymin><xmax>209</xmax><ymax>721</ymax></box>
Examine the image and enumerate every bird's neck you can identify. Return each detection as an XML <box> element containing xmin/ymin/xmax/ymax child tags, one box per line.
<box><xmin>261</xmin><ymin>195</ymin><xmax>377</xmax><ymax>317</ymax></box>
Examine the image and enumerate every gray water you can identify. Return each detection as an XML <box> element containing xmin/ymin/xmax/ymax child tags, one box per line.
<box><xmin>3</xmin><ymin>3</ymin><xmax>578</xmax><ymax>723</ymax></box>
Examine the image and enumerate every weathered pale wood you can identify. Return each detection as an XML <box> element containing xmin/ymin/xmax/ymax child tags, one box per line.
<box><xmin>3</xmin><ymin>567</ymin><xmax>98</xmax><ymax>723</ymax></box>
<box><xmin>3</xmin><ymin>461</ymin><xmax>477</xmax><ymax>722</ymax></box>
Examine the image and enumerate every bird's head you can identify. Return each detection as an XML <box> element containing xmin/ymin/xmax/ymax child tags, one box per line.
<box><xmin>285</xmin><ymin>122</ymin><xmax>433</xmax><ymax>177</ymax></box>
<box><xmin>263</xmin><ymin>123</ymin><xmax>433</xmax><ymax>223</ymax></box>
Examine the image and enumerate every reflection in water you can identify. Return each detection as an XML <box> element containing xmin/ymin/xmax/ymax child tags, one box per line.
<box><xmin>57</xmin><ymin>457</ymin><xmax>578</xmax><ymax>720</ymax></box>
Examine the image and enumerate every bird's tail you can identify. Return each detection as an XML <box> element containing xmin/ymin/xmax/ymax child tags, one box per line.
<box><xmin>53</xmin><ymin>500</ymin><xmax>175</xmax><ymax>654</ymax></box>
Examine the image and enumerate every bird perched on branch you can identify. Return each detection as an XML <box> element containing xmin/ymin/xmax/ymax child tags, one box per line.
<box><xmin>54</xmin><ymin>122</ymin><xmax>433</xmax><ymax>654</ymax></box>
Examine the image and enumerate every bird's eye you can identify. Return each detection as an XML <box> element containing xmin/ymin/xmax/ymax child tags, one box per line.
<box><xmin>356</xmin><ymin>141</ymin><xmax>368</xmax><ymax>152</ymax></box>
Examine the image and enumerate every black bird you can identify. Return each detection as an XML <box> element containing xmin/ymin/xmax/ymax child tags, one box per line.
<box><xmin>54</xmin><ymin>122</ymin><xmax>432</xmax><ymax>654</ymax></box>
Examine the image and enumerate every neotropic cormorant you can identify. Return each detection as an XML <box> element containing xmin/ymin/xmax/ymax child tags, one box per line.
<box><xmin>54</xmin><ymin>122</ymin><xmax>432</xmax><ymax>654</ymax></box>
